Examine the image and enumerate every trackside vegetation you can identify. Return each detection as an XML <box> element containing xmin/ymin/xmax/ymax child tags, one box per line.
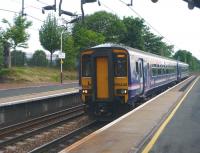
<box><xmin>0</xmin><ymin>67</ymin><xmax>77</xmax><ymax>83</ymax></box>
<box><xmin>0</xmin><ymin>11</ymin><xmax>199</xmax><ymax>83</ymax></box>
<box><xmin>70</xmin><ymin>11</ymin><xmax>200</xmax><ymax>71</ymax></box>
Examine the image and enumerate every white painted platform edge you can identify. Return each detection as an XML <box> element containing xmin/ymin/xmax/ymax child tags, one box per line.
<box><xmin>0</xmin><ymin>89</ymin><xmax>79</xmax><ymax>107</ymax></box>
<box><xmin>0</xmin><ymin>82</ymin><xmax>78</xmax><ymax>91</ymax></box>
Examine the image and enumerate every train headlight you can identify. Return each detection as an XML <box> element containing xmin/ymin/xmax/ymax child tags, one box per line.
<box><xmin>116</xmin><ymin>89</ymin><xmax>128</xmax><ymax>95</ymax></box>
<box><xmin>82</xmin><ymin>89</ymin><xmax>91</xmax><ymax>94</ymax></box>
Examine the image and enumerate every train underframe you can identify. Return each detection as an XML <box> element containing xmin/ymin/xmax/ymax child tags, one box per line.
<box><xmin>84</xmin><ymin>79</ymin><xmax>185</xmax><ymax>121</ymax></box>
<box><xmin>85</xmin><ymin>99</ymin><xmax>132</xmax><ymax>121</ymax></box>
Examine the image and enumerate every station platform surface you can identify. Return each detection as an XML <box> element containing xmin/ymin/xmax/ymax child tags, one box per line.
<box><xmin>60</xmin><ymin>75</ymin><xmax>198</xmax><ymax>153</ymax></box>
<box><xmin>0</xmin><ymin>82</ymin><xmax>78</xmax><ymax>98</ymax></box>
<box><xmin>147</xmin><ymin>76</ymin><xmax>200</xmax><ymax>153</ymax></box>
<box><xmin>0</xmin><ymin>85</ymin><xmax>79</xmax><ymax>107</ymax></box>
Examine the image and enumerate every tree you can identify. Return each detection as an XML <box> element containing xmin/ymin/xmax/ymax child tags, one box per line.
<box><xmin>39</xmin><ymin>14</ymin><xmax>61</xmax><ymax>65</ymax></box>
<box><xmin>73</xmin><ymin>27</ymin><xmax>105</xmax><ymax>51</ymax></box>
<box><xmin>174</xmin><ymin>50</ymin><xmax>188</xmax><ymax>63</ymax></box>
<box><xmin>173</xmin><ymin>50</ymin><xmax>200</xmax><ymax>71</ymax></box>
<box><xmin>11</xmin><ymin>50</ymin><xmax>26</xmax><ymax>66</ymax></box>
<box><xmin>74</xmin><ymin>11</ymin><xmax>126</xmax><ymax>43</ymax></box>
<box><xmin>191</xmin><ymin>57</ymin><xmax>200</xmax><ymax>71</ymax></box>
<box><xmin>2</xmin><ymin>15</ymin><xmax>32</xmax><ymax>51</ymax></box>
<box><xmin>29</xmin><ymin>50</ymin><xmax>48</xmax><ymax>66</ymax></box>
<box><xmin>143</xmin><ymin>30</ymin><xmax>173</xmax><ymax>57</ymax></box>
<box><xmin>72</xmin><ymin>11</ymin><xmax>174</xmax><ymax>57</ymax></box>
<box><xmin>122</xmin><ymin>17</ymin><xmax>145</xmax><ymax>50</ymax></box>
<box><xmin>62</xmin><ymin>34</ymin><xmax>77</xmax><ymax>69</ymax></box>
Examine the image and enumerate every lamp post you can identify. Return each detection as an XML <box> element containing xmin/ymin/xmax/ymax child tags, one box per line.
<box><xmin>60</xmin><ymin>30</ymin><xmax>65</xmax><ymax>84</ymax></box>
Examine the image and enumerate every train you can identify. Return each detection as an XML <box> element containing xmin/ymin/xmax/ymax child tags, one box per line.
<box><xmin>79</xmin><ymin>44</ymin><xmax>189</xmax><ymax>117</ymax></box>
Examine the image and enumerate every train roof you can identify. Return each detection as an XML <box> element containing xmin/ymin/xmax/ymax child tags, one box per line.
<box><xmin>90</xmin><ymin>43</ymin><xmax>188</xmax><ymax>66</ymax></box>
<box><xmin>178</xmin><ymin>61</ymin><xmax>189</xmax><ymax>66</ymax></box>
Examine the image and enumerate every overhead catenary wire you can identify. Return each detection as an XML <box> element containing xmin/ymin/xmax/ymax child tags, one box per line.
<box><xmin>100</xmin><ymin>1</ymin><xmax>117</xmax><ymax>14</ymax></box>
<box><xmin>9</xmin><ymin>0</ymin><xmax>43</xmax><ymax>11</ymax></box>
<box><xmin>0</xmin><ymin>8</ymin><xmax>20</xmax><ymax>14</ymax></box>
<box><xmin>9</xmin><ymin>0</ymin><xmax>21</xmax><ymax>6</ymax></box>
<box><xmin>0</xmin><ymin>0</ymin><xmax>45</xmax><ymax>23</ymax></box>
<box><xmin>25</xmin><ymin>5</ymin><xmax>42</xmax><ymax>11</ymax></box>
<box><xmin>29</xmin><ymin>27</ymin><xmax>40</xmax><ymax>31</ymax></box>
<box><xmin>35</xmin><ymin>0</ymin><xmax>49</xmax><ymax>6</ymax></box>
<box><xmin>118</xmin><ymin>0</ymin><xmax>166</xmax><ymax>37</ymax></box>
<box><xmin>118</xmin><ymin>0</ymin><xmax>180</xmax><ymax>49</ymax></box>
<box><xmin>0</xmin><ymin>8</ymin><xmax>44</xmax><ymax>23</ymax></box>
<box><xmin>26</xmin><ymin>13</ymin><xmax>44</xmax><ymax>22</ymax></box>
<box><xmin>1</xmin><ymin>0</ymin><xmax>181</xmax><ymax>50</ymax></box>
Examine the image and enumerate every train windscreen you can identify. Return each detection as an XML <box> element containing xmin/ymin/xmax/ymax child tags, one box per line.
<box><xmin>82</xmin><ymin>54</ymin><xmax>91</xmax><ymax>77</ymax></box>
<box><xmin>114</xmin><ymin>54</ymin><xmax>127</xmax><ymax>77</ymax></box>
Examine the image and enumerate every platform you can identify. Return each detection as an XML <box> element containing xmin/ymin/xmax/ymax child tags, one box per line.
<box><xmin>0</xmin><ymin>88</ymin><xmax>79</xmax><ymax>107</ymax></box>
<box><xmin>0</xmin><ymin>81</ymin><xmax>79</xmax><ymax>107</ymax></box>
<box><xmin>0</xmin><ymin>85</ymin><xmax>80</xmax><ymax>128</ymax></box>
<box><xmin>0</xmin><ymin>82</ymin><xmax>78</xmax><ymax>98</ymax></box>
<box><xmin>145</xmin><ymin>76</ymin><xmax>200</xmax><ymax>153</ymax></box>
<box><xmin>60</xmin><ymin>75</ymin><xmax>197</xmax><ymax>153</ymax></box>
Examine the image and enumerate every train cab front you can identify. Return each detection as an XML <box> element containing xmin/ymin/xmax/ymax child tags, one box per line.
<box><xmin>80</xmin><ymin>47</ymin><xmax>129</xmax><ymax>119</ymax></box>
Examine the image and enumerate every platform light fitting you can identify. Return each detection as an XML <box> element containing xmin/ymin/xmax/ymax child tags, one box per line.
<box><xmin>188</xmin><ymin>0</ymin><xmax>195</xmax><ymax>9</ymax></box>
<box><xmin>42</xmin><ymin>0</ymin><xmax>56</xmax><ymax>14</ymax></box>
<box><xmin>151</xmin><ymin>0</ymin><xmax>159</xmax><ymax>3</ymax></box>
<box><xmin>82</xmin><ymin>0</ymin><xmax>97</xmax><ymax>4</ymax></box>
<box><xmin>59</xmin><ymin>10</ymin><xmax>77</xmax><ymax>17</ymax></box>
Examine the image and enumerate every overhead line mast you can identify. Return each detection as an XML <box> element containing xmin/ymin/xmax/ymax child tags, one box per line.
<box><xmin>22</xmin><ymin>0</ymin><xmax>25</xmax><ymax>16</ymax></box>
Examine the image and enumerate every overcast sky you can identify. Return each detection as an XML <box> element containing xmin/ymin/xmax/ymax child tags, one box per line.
<box><xmin>1</xmin><ymin>0</ymin><xmax>200</xmax><ymax>59</ymax></box>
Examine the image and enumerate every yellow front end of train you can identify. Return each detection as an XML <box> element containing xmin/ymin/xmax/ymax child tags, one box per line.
<box><xmin>80</xmin><ymin>48</ymin><xmax>128</xmax><ymax>117</ymax></box>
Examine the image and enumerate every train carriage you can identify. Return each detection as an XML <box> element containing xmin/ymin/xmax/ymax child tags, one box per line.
<box><xmin>80</xmin><ymin>44</ymin><xmax>189</xmax><ymax>117</ymax></box>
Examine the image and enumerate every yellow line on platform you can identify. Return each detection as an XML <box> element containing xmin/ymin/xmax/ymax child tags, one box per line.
<box><xmin>142</xmin><ymin>76</ymin><xmax>200</xmax><ymax>153</ymax></box>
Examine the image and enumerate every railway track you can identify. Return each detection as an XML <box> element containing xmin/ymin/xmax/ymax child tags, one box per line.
<box><xmin>0</xmin><ymin>79</ymin><xmax>189</xmax><ymax>152</ymax></box>
<box><xmin>30</xmin><ymin>121</ymin><xmax>106</xmax><ymax>153</ymax></box>
<box><xmin>30</xmin><ymin>82</ymin><xmax>180</xmax><ymax>153</ymax></box>
<box><xmin>0</xmin><ymin>104</ymin><xmax>93</xmax><ymax>152</ymax></box>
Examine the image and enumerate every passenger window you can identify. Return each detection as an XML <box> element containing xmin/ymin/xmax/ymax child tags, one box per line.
<box><xmin>136</xmin><ymin>62</ymin><xmax>139</xmax><ymax>74</ymax></box>
<box><xmin>152</xmin><ymin>67</ymin><xmax>157</xmax><ymax>76</ymax></box>
<box><xmin>114</xmin><ymin>55</ymin><xmax>127</xmax><ymax>77</ymax></box>
<box><xmin>82</xmin><ymin>55</ymin><xmax>91</xmax><ymax>77</ymax></box>
<box><xmin>158</xmin><ymin>68</ymin><xmax>161</xmax><ymax>75</ymax></box>
<box><xmin>166</xmin><ymin>67</ymin><xmax>169</xmax><ymax>74</ymax></box>
<box><xmin>139</xmin><ymin>63</ymin><xmax>143</xmax><ymax>77</ymax></box>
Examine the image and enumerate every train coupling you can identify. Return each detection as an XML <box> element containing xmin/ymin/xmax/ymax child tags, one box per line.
<box><xmin>95</xmin><ymin>104</ymin><xmax>112</xmax><ymax>116</ymax></box>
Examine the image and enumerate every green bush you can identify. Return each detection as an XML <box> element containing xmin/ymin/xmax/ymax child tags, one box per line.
<box><xmin>29</xmin><ymin>50</ymin><xmax>48</xmax><ymax>66</ymax></box>
<box><xmin>11</xmin><ymin>50</ymin><xmax>26</xmax><ymax>66</ymax></box>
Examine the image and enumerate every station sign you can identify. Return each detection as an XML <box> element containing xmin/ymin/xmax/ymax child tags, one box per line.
<box><xmin>58</xmin><ymin>52</ymin><xmax>66</xmax><ymax>59</ymax></box>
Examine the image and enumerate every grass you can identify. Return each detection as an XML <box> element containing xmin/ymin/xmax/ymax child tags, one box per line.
<box><xmin>0</xmin><ymin>67</ymin><xmax>78</xmax><ymax>83</ymax></box>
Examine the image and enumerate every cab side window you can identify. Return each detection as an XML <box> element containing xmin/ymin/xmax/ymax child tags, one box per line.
<box><xmin>82</xmin><ymin>55</ymin><xmax>91</xmax><ymax>77</ymax></box>
<box><xmin>114</xmin><ymin>54</ymin><xmax>127</xmax><ymax>77</ymax></box>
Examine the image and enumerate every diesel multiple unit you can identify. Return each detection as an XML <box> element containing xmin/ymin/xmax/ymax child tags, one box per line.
<box><xmin>80</xmin><ymin>44</ymin><xmax>189</xmax><ymax>117</ymax></box>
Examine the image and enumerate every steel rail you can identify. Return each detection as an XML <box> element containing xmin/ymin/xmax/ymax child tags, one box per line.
<box><xmin>0</xmin><ymin>105</ymin><xmax>85</xmax><ymax>148</ymax></box>
<box><xmin>0</xmin><ymin>104</ymin><xmax>84</xmax><ymax>138</ymax></box>
<box><xmin>29</xmin><ymin>120</ymin><xmax>97</xmax><ymax>153</ymax></box>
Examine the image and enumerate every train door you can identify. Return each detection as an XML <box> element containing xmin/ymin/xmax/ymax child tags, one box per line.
<box><xmin>144</xmin><ymin>62</ymin><xmax>150</xmax><ymax>89</ymax></box>
<box><xmin>95</xmin><ymin>57</ymin><xmax>109</xmax><ymax>100</ymax></box>
<box><xmin>138</xmin><ymin>58</ymin><xmax>145</xmax><ymax>94</ymax></box>
<box><xmin>177</xmin><ymin>62</ymin><xmax>181</xmax><ymax>81</ymax></box>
